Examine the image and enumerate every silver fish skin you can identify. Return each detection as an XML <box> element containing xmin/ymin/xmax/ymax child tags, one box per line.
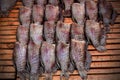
<box><xmin>56</xmin><ymin>21</ymin><xmax>71</xmax><ymax>43</ymax></box>
<box><xmin>28</xmin><ymin>40</ymin><xmax>40</xmax><ymax>80</ymax></box>
<box><xmin>30</xmin><ymin>23</ymin><xmax>43</xmax><ymax>45</ymax></box>
<box><xmin>17</xmin><ymin>25</ymin><xmax>29</xmax><ymax>45</ymax></box>
<box><xmin>22</xmin><ymin>0</ymin><xmax>34</xmax><ymax>8</ymax></box>
<box><xmin>57</xmin><ymin>41</ymin><xmax>70</xmax><ymax>80</ymax></box>
<box><xmin>85</xmin><ymin>0</ymin><xmax>98</xmax><ymax>21</ymax></box>
<box><xmin>85</xmin><ymin>20</ymin><xmax>106</xmax><ymax>52</ymax></box>
<box><xmin>19</xmin><ymin>6</ymin><xmax>31</xmax><ymax>27</ymax></box>
<box><xmin>72</xmin><ymin>3</ymin><xmax>85</xmax><ymax>25</ymax></box>
<box><xmin>0</xmin><ymin>0</ymin><xmax>17</xmax><ymax>17</ymax></box>
<box><xmin>32</xmin><ymin>5</ymin><xmax>44</xmax><ymax>24</ymax></box>
<box><xmin>44</xmin><ymin>21</ymin><xmax>56</xmax><ymax>44</ymax></box>
<box><xmin>71</xmin><ymin>23</ymin><xmax>84</xmax><ymax>40</ymax></box>
<box><xmin>13</xmin><ymin>42</ymin><xmax>27</xmax><ymax>80</ymax></box>
<box><xmin>71</xmin><ymin>39</ymin><xmax>87</xmax><ymax>80</ymax></box>
<box><xmin>45</xmin><ymin>4</ymin><xmax>59</xmax><ymax>22</ymax></box>
<box><xmin>41</xmin><ymin>42</ymin><xmax>56</xmax><ymax>80</ymax></box>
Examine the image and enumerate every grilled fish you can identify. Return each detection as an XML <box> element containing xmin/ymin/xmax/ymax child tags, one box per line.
<box><xmin>22</xmin><ymin>0</ymin><xmax>34</xmax><ymax>8</ymax></box>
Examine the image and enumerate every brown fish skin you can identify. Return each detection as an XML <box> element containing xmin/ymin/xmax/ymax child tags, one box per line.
<box><xmin>57</xmin><ymin>41</ymin><xmax>70</xmax><ymax>80</ymax></box>
<box><xmin>30</xmin><ymin>23</ymin><xmax>43</xmax><ymax>45</ymax></box>
<box><xmin>17</xmin><ymin>25</ymin><xmax>29</xmax><ymax>45</ymax></box>
<box><xmin>71</xmin><ymin>23</ymin><xmax>84</xmax><ymax>40</ymax></box>
<box><xmin>36</xmin><ymin>0</ymin><xmax>47</xmax><ymax>7</ymax></box>
<box><xmin>71</xmin><ymin>39</ymin><xmax>87</xmax><ymax>80</ymax></box>
<box><xmin>13</xmin><ymin>42</ymin><xmax>27</xmax><ymax>80</ymax></box>
<box><xmin>62</xmin><ymin>0</ymin><xmax>74</xmax><ymax>17</ymax></box>
<box><xmin>85</xmin><ymin>0</ymin><xmax>98</xmax><ymax>21</ymax></box>
<box><xmin>56</xmin><ymin>21</ymin><xmax>71</xmax><ymax>43</ymax></box>
<box><xmin>28</xmin><ymin>40</ymin><xmax>40</xmax><ymax>80</ymax></box>
<box><xmin>19</xmin><ymin>6</ymin><xmax>31</xmax><ymax>27</ymax></box>
<box><xmin>22</xmin><ymin>0</ymin><xmax>34</xmax><ymax>8</ymax></box>
<box><xmin>98</xmin><ymin>0</ymin><xmax>117</xmax><ymax>32</ymax></box>
<box><xmin>85</xmin><ymin>20</ymin><xmax>106</xmax><ymax>52</ymax></box>
<box><xmin>48</xmin><ymin>0</ymin><xmax>59</xmax><ymax>6</ymax></box>
<box><xmin>45</xmin><ymin>4</ymin><xmax>59</xmax><ymax>22</ymax></box>
<box><xmin>32</xmin><ymin>5</ymin><xmax>44</xmax><ymax>24</ymax></box>
<box><xmin>44</xmin><ymin>21</ymin><xmax>56</xmax><ymax>44</ymax></box>
<box><xmin>0</xmin><ymin>0</ymin><xmax>17</xmax><ymax>17</ymax></box>
<box><xmin>41</xmin><ymin>42</ymin><xmax>56</xmax><ymax>80</ymax></box>
<box><xmin>72</xmin><ymin>3</ymin><xmax>85</xmax><ymax>25</ymax></box>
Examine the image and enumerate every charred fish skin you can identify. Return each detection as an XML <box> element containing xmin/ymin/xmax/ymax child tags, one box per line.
<box><xmin>71</xmin><ymin>23</ymin><xmax>85</xmax><ymax>40</ymax></box>
<box><xmin>19</xmin><ymin>6</ymin><xmax>31</xmax><ymax>27</ymax></box>
<box><xmin>45</xmin><ymin>4</ymin><xmax>59</xmax><ymax>22</ymax></box>
<box><xmin>28</xmin><ymin>40</ymin><xmax>40</xmax><ymax>80</ymax></box>
<box><xmin>57</xmin><ymin>41</ymin><xmax>70</xmax><ymax>80</ymax></box>
<box><xmin>62</xmin><ymin>0</ymin><xmax>74</xmax><ymax>17</ymax></box>
<box><xmin>85</xmin><ymin>20</ymin><xmax>106</xmax><ymax>52</ymax></box>
<box><xmin>41</xmin><ymin>42</ymin><xmax>56</xmax><ymax>80</ymax></box>
<box><xmin>48</xmin><ymin>0</ymin><xmax>59</xmax><ymax>6</ymax></box>
<box><xmin>72</xmin><ymin>3</ymin><xmax>85</xmax><ymax>25</ymax></box>
<box><xmin>98</xmin><ymin>0</ymin><xmax>117</xmax><ymax>32</ymax></box>
<box><xmin>30</xmin><ymin>23</ymin><xmax>43</xmax><ymax>45</ymax></box>
<box><xmin>71</xmin><ymin>39</ymin><xmax>87</xmax><ymax>80</ymax></box>
<box><xmin>13</xmin><ymin>42</ymin><xmax>27</xmax><ymax>80</ymax></box>
<box><xmin>44</xmin><ymin>21</ymin><xmax>56</xmax><ymax>44</ymax></box>
<box><xmin>0</xmin><ymin>0</ymin><xmax>17</xmax><ymax>17</ymax></box>
<box><xmin>85</xmin><ymin>0</ymin><xmax>98</xmax><ymax>21</ymax></box>
<box><xmin>56</xmin><ymin>21</ymin><xmax>71</xmax><ymax>43</ymax></box>
<box><xmin>17</xmin><ymin>25</ymin><xmax>29</xmax><ymax>45</ymax></box>
<box><xmin>22</xmin><ymin>0</ymin><xmax>34</xmax><ymax>8</ymax></box>
<box><xmin>32</xmin><ymin>5</ymin><xmax>44</xmax><ymax>24</ymax></box>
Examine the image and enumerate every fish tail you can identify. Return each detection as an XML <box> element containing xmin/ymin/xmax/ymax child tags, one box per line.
<box><xmin>18</xmin><ymin>72</ymin><xmax>26</xmax><ymax>80</ymax></box>
<box><xmin>78</xmin><ymin>70</ymin><xmax>87</xmax><ymax>80</ymax></box>
<box><xmin>60</xmin><ymin>72</ymin><xmax>69</xmax><ymax>80</ymax></box>
<box><xmin>29</xmin><ymin>74</ymin><xmax>39</xmax><ymax>80</ymax></box>
<box><xmin>45</xmin><ymin>73</ymin><xmax>52</xmax><ymax>80</ymax></box>
<box><xmin>96</xmin><ymin>45</ymin><xmax>107</xmax><ymax>52</ymax></box>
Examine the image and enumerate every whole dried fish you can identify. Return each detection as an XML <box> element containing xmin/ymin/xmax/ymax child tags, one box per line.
<box><xmin>19</xmin><ymin>6</ymin><xmax>31</xmax><ymax>27</ymax></box>
<box><xmin>85</xmin><ymin>20</ymin><xmax>106</xmax><ymax>52</ymax></box>
<box><xmin>13</xmin><ymin>42</ymin><xmax>27</xmax><ymax>80</ymax></box>
<box><xmin>30</xmin><ymin>23</ymin><xmax>43</xmax><ymax>45</ymax></box>
<box><xmin>22</xmin><ymin>0</ymin><xmax>34</xmax><ymax>8</ymax></box>
<box><xmin>28</xmin><ymin>40</ymin><xmax>40</xmax><ymax>80</ymax></box>
<box><xmin>41</xmin><ymin>42</ymin><xmax>56</xmax><ymax>80</ymax></box>
<box><xmin>32</xmin><ymin>5</ymin><xmax>44</xmax><ymax>24</ymax></box>
<box><xmin>72</xmin><ymin>3</ymin><xmax>85</xmax><ymax>25</ymax></box>
<box><xmin>70</xmin><ymin>39</ymin><xmax>87</xmax><ymax>80</ymax></box>
<box><xmin>44</xmin><ymin>21</ymin><xmax>56</xmax><ymax>43</ymax></box>
<box><xmin>57</xmin><ymin>41</ymin><xmax>70</xmax><ymax>80</ymax></box>
<box><xmin>17</xmin><ymin>25</ymin><xmax>29</xmax><ymax>45</ymax></box>
<box><xmin>56</xmin><ymin>21</ymin><xmax>71</xmax><ymax>43</ymax></box>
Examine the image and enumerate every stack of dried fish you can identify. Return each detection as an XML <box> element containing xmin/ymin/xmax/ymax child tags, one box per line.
<box><xmin>13</xmin><ymin>0</ymin><xmax>117</xmax><ymax>80</ymax></box>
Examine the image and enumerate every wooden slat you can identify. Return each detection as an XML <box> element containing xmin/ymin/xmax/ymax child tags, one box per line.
<box><xmin>0</xmin><ymin>66</ymin><xmax>120</xmax><ymax>75</ymax></box>
<box><xmin>0</xmin><ymin>73</ymin><xmax>15</xmax><ymax>79</ymax></box>
<box><xmin>0</xmin><ymin>60</ymin><xmax>120</xmax><ymax>68</ymax></box>
<box><xmin>0</xmin><ymin>22</ymin><xmax>19</xmax><ymax>26</ymax></box>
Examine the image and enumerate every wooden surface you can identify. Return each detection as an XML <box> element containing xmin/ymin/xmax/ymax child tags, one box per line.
<box><xmin>0</xmin><ymin>0</ymin><xmax>120</xmax><ymax>80</ymax></box>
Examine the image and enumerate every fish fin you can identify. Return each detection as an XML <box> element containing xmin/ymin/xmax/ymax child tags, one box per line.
<box><xmin>45</xmin><ymin>73</ymin><xmax>52</xmax><ymax>80</ymax></box>
<box><xmin>96</xmin><ymin>45</ymin><xmax>107</xmax><ymax>52</ymax></box>
<box><xmin>60</xmin><ymin>72</ymin><xmax>69</xmax><ymax>80</ymax></box>
<box><xmin>68</xmin><ymin>62</ymin><xmax>75</xmax><ymax>73</ymax></box>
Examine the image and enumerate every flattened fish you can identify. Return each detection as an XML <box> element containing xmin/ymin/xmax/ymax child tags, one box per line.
<box><xmin>44</xmin><ymin>21</ymin><xmax>55</xmax><ymax>43</ymax></box>
<box><xmin>57</xmin><ymin>41</ymin><xmax>70</xmax><ymax>80</ymax></box>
